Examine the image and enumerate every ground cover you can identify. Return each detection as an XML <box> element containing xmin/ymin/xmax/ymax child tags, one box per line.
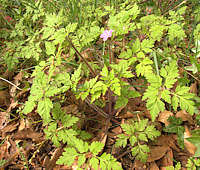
<box><xmin>0</xmin><ymin>0</ymin><xmax>200</xmax><ymax>169</ymax></box>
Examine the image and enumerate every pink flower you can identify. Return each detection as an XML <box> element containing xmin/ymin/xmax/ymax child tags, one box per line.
<box><xmin>4</xmin><ymin>16</ymin><xmax>12</xmax><ymax>22</ymax></box>
<box><xmin>100</xmin><ymin>29</ymin><xmax>113</xmax><ymax>41</ymax></box>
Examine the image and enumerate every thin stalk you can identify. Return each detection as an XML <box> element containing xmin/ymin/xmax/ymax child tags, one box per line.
<box><xmin>109</xmin><ymin>41</ymin><xmax>112</xmax><ymax>65</ymax></box>
<box><xmin>153</xmin><ymin>51</ymin><xmax>159</xmax><ymax>76</ymax></box>
<box><xmin>108</xmin><ymin>40</ymin><xmax>113</xmax><ymax>115</ymax></box>
<box><xmin>0</xmin><ymin>77</ymin><xmax>22</xmax><ymax>90</ymax></box>
<box><xmin>66</xmin><ymin>36</ymin><xmax>96</xmax><ymax>77</ymax></box>
<box><xmin>108</xmin><ymin>89</ymin><xmax>112</xmax><ymax>115</ymax></box>
<box><xmin>102</xmin><ymin>41</ymin><xmax>105</xmax><ymax>56</ymax></box>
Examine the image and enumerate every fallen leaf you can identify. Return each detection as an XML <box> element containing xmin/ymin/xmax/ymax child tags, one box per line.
<box><xmin>147</xmin><ymin>145</ymin><xmax>169</xmax><ymax>162</ymax></box>
<box><xmin>6</xmin><ymin>100</ymin><xmax>18</xmax><ymax>113</ymax></box>
<box><xmin>149</xmin><ymin>162</ymin><xmax>159</xmax><ymax>170</ymax></box>
<box><xmin>184</xmin><ymin>125</ymin><xmax>196</xmax><ymax>155</ymax></box>
<box><xmin>62</xmin><ymin>104</ymin><xmax>78</xmax><ymax>115</ymax></box>
<box><xmin>133</xmin><ymin>160</ymin><xmax>146</xmax><ymax>170</ymax></box>
<box><xmin>0</xmin><ymin>91</ymin><xmax>10</xmax><ymax>106</ymax></box>
<box><xmin>176</xmin><ymin>110</ymin><xmax>194</xmax><ymax>124</ymax></box>
<box><xmin>119</xmin><ymin>111</ymin><xmax>136</xmax><ymax>119</ymax></box>
<box><xmin>0</xmin><ymin>112</ymin><xmax>8</xmax><ymax>129</ymax></box>
<box><xmin>13</xmin><ymin>128</ymin><xmax>44</xmax><ymax>142</ymax></box>
<box><xmin>0</xmin><ymin>140</ymin><xmax>9</xmax><ymax>160</ymax></box>
<box><xmin>111</xmin><ymin>126</ymin><xmax>122</xmax><ymax>135</ymax></box>
<box><xmin>18</xmin><ymin>119</ymin><xmax>26</xmax><ymax>131</ymax></box>
<box><xmin>1</xmin><ymin>121</ymin><xmax>19</xmax><ymax>136</ymax></box>
<box><xmin>45</xmin><ymin>146</ymin><xmax>64</xmax><ymax>170</ymax></box>
<box><xmin>156</xmin><ymin>135</ymin><xmax>180</xmax><ymax>152</ymax></box>
<box><xmin>190</xmin><ymin>81</ymin><xmax>198</xmax><ymax>94</ymax></box>
<box><xmin>160</xmin><ymin>148</ymin><xmax>173</xmax><ymax>167</ymax></box>
<box><xmin>158</xmin><ymin>111</ymin><xmax>174</xmax><ymax>126</ymax></box>
<box><xmin>10</xmin><ymin>71</ymin><xmax>23</xmax><ymax>97</ymax></box>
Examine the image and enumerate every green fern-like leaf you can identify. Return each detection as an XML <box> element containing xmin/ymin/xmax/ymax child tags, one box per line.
<box><xmin>135</xmin><ymin>119</ymin><xmax>148</xmax><ymax>131</ymax></box>
<box><xmin>138</xmin><ymin>133</ymin><xmax>148</xmax><ymax>142</ymax></box>
<box><xmin>121</xmin><ymin>123</ymin><xmax>135</xmax><ymax>135</ymax></box>
<box><xmin>57</xmin><ymin>129</ymin><xmax>78</xmax><ymax>145</ymax></box>
<box><xmin>62</xmin><ymin>114</ymin><xmax>79</xmax><ymax>128</ymax></box>
<box><xmin>99</xmin><ymin>153</ymin><xmax>122</xmax><ymax>170</ymax></box>
<box><xmin>37</xmin><ymin>98</ymin><xmax>53</xmax><ymax>123</ymax></box>
<box><xmin>115</xmin><ymin>85</ymin><xmax>140</xmax><ymax>109</ymax></box>
<box><xmin>161</xmin><ymin>89</ymin><xmax>171</xmax><ymax>103</ymax></box>
<box><xmin>173</xmin><ymin>86</ymin><xmax>195</xmax><ymax>115</ymax></box>
<box><xmin>56</xmin><ymin>147</ymin><xmax>78</xmax><ymax>166</ymax></box>
<box><xmin>115</xmin><ymin>134</ymin><xmax>129</xmax><ymax>148</ymax></box>
<box><xmin>73</xmin><ymin>138</ymin><xmax>89</xmax><ymax>153</ymax></box>
<box><xmin>150</xmin><ymin>24</ymin><xmax>166</xmax><ymax>41</ymax></box>
<box><xmin>144</xmin><ymin>125</ymin><xmax>161</xmax><ymax>140</ymax></box>
<box><xmin>160</xmin><ymin>60</ymin><xmax>179</xmax><ymax>89</ymax></box>
<box><xmin>146</xmin><ymin>97</ymin><xmax>165</xmax><ymax>121</ymax></box>
<box><xmin>90</xmin><ymin>157</ymin><xmax>99</xmax><ymax>170</ymax></box>
<box><xmin>78</xmin><ymin>155</ymin><xmax>86</xmax><ymax>168</ymax></box>
<box><xmin>71</xmin><ymin>64</ymin><xmax>82</xmax><ymax>91</ymax></box>
<box><xmin>136</xmin><ymin>57</ymin><xmax>153</xmax><ymax>77</ymax></box>
<box><xmin>168</xmin><ymin>24</ymin><xmax>186</xmax><ymax>43</ymax></box>
<box><xmin>141</xmin><ymin>39</ymin><xmax>154</xmax><ymax>53</ymax></box>
<box><xmin>90</xmin><ymin>141</ymin><xmax>104</xmax><ymax>156</ymax></box>
<box><xmin>131</xmin><ymin>144</ymin><xmax>150</xmax><ymax>163</ymax></box>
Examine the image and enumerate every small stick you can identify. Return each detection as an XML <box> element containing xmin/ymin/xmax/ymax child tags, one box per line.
<box><xmin>0</xmin><ymin>77</ymin><xmax>22</xmax><ymax>90</ymax></box>
<box><xmin>85</xmin><ymin>97</ymin><xmax>109</xmax><ymax>118</ymax></box>
<box><xmin>66</xmin><ymin>36</ymin><xmax>96</xmax><ymax>77</ymax></box>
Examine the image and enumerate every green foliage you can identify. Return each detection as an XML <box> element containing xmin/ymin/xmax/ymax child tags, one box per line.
<box><xmin>115</xmin><ymin>85</ymin><xmax>140</xmax><ymax>109</ymax></box>
<box><xmin>186</xmin><ymin>157</ymin><xmax>200</xmax><ymax>170</ymax></box>
<box><xmin>164</xmin><ymin>116</ymin><xmax>185</xmax><ymax>149</ymax></box>
<box><xmin>1</xmin><ymin>0</ymin><xmax>199</xmax><ymax>169</ymax></box>
<box><xmin>143</xmin><ymin>61</ymin><xmax>196</xmax><ymax>121</ymax></box>
<box><xmin>166</xmin><ymin>162</ymin><xmax>181</xmax><ymax>170</ymax></box>
<box><xmin>57</xmin><ymin>141</ymin><xmax>122</xmax><ymax>170</ymax></box>
<box><xmin>108</xmin><ymin>3</ymin><xmax>140</xmax><ymax>36</ymax></box>
<box><xmin>0</xmin><ymin>159</ymin><xmax>7</xmax><ymax>167</ymax></box>
<box><xmin>23</xmin><ymin>62</ymin><xmax>82</xmax><ymax>124</ymax></box>
<box><xmin>166</xmin><ymin>157</ymin><xmax>200</xmax><ymax>170</ymax></box>
<box><xmin>115</xmin><ymin>119</ymin><xmax>160</xmax><ymax>162</ymax></box>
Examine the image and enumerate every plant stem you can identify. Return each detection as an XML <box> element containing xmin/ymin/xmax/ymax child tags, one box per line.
<box><xmin>103</xmin><ymin>41</ymin><xmax>105</xmax><ymax>56</ymax></box>
<box><xmin>66</xmin><ymin>36</ymin><xmax>96</xmax><ymax>77</ymax></box>
<box><xmin>0</xmin><ymin>77</ymin><xmax>22</xmax><ymax>90</ymax></box>
<box><xmin>153</xmin><ymin>51</ymin><xmax>159</xmax><ymax>76</ymax></box>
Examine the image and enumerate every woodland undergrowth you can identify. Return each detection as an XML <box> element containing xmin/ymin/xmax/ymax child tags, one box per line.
<box><xmin>0</xmin><ymin>0</ymin><xmax>200</xmax><ymax>169</ymax></box>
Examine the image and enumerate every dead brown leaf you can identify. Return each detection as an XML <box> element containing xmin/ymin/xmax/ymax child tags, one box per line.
<box><xmin>158</xmin><ymin>110</ymin><xmax>174</xmax><ymax>126</ymax></box>
<box><xmin>160</xmin><ymin>148</ymin><xmax>173</xmax><ymax>167</ymax></box>
<box><xmin>45</xmin><ymin>146</ymin><xmax>64</xmax><ymax>170</ymax></box>
<box><xmin>18</xmin><ymin>119</ymin><xmax>26</xmax><ymax>131</ymax></box>
<box><xmin>119</xmin><ymin>111</ymin><xmax>136</xmax><ymax>119</ymax></box>
<box><xmin>0</xmin><ymin>140</ymin><xmax>9</xmax><ymax>161</ymax></box>
<box><xmin>10</xmin><ymin>71</ymin><xmax>23</xmax><ymax>97</ymax></box>
<box><xmin>190</xmin><ymin>81</ymin><xmax>198</xmax><ymax>94</ymax></box>
<box><xmin>1</xmin><ymin>121</ymin><xmax>19</xmax><ymax>136</ymax></box>
<box><xmin>0</xmin><ymin>112</ymin><xmax>8</xmax><ymax>129</ymax></box>
<box><xmin>155</xmin><ymin>135</ymin><xmax>180</xmax><ymax>152</ymax></box>
<box><xmin>184</xmin><ymin>125</ymin><xmax>196</xmax><ymax>155</ymax></box>
<box><xmin>133</xmin><ymin>160</ymin><xmax>146</xmax><ymax>170</ymax></box>
<box><xmin>62</xmin><ymin>104</ymin><xmax>78</xmax><ymax>115</ymax></box>
<box><xmin>0</xmin><ymin>90</ymin><xmax>10</xmax><ymax>106</ymax></box>
<box><xmin>149</xmin><ymin>162</ymin><xmax>159</xmax><ymax>170</ymax></box>
<box><xmin>111</xmin><ymin>126</ymin><xmax>122</xmax><ymax>135</ymax></box>
<box><xmin>176</xmin><ymin>110</ymin><xmax>194</xmax><ymax>124</ymax></box>
<box><xmin>147</xmin><ymin>145</ymin><xmax>169</xmax><ymax>162</ymax></box>
<box><xmin>13</xmin><ymin>128</ymin><xmax>44</xmax><ymax>142</ymax></box>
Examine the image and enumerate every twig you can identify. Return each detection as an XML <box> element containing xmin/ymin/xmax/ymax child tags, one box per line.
<box><xmin>116</xmin><ymin>146</ymin><xmax>132</xmax><ymax>160</ymax></box>
<box><xmin>0</xmin><ymin>77</ymin><xmax>22</xmax><ymax>90</ymax></box>
<box><xmin>66</xmin><ymin>36</ymin><xmax>96</xmax><ymax>77</ymax></box>
<box><xmin>85</xmin><ymin>97</ymin><xmax>109</xmax><ymax>118</ymax></box>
